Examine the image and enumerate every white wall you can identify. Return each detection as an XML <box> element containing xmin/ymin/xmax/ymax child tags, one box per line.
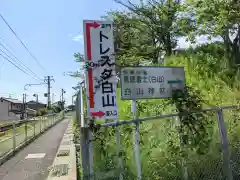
<box><xmin>0</xmin><ymin>100</ymin><xmax>20</xmax><ymax>121</ymax></box>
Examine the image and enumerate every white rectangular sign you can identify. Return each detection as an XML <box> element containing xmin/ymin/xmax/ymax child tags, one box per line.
<box><xmin>120</xmin><ymin>67</ymin><xmax>186</xmax><ymax>100</ymax></box>
<box><xmin>83</xmin><ymin>20</ymin><xmax>118</xmax><ymax>120</ymax></box>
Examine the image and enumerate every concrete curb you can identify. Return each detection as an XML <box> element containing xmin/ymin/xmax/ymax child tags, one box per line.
<box><xmin>47</xmin><ymin>121</ymin><xmax>77</xmax><ymax>180</ymax></box>
<box><xmin>0</xmin><ymin>117</ymin><xmax>64</xmax><ymax>166</ymax></box>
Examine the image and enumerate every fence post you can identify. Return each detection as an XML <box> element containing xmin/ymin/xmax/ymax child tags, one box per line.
<box><xmin>88</xmin><ymin>129</ymin><xmax>93</xmax><ymax>179</ymax></box>
<box><xmin>24</xmin><ymin>122</ymin><xmax>28</xmax><ymax>142</ymax></box>
<box><xmin>116</xmin><ymin>126</ymin><xmax>123</xmax><ymax>180</ymax></box>
<box><xmin>77</xmin><ymin>89</ymin><xmax>90</xmax><ymax>180</ymax></box>
<box><xmin>47</xmin><ymin>116</ymin><xmax>50</xmax><ymax>127</ymax></box>
<box><xmin>33</xmin><ymin>121</ymin><xmax>36</xmax><ymax>137</ymax></box>
<box><xmin>132</xmin><ymin>100</ymin><xmax>142</xmax><ymax>180</ymax></box>
<box><xmin>217</xmin><ymin>109</ymin><xmax>233</xmax><ymax>180</ymax></box>
<box><xmin>12</xmin><ymin>121</ymin><xmax>16</xmax><ymax>151</ymax></box>
<box><xmin>79</xmin><ymin>84</ymin><xmax>94</xmax><ymax>179</ymax></box>
<box><xmin>81</xmin><ymin>127</ymin><xmax>90</xmax><ymax>179</ymax></box>
<box><xmin>44</xmin><ymin>117</ymin><xmax>46</xmax><ymax>130</ymax></box>
<box><xmin>175</xmin><ymin>116</ymin><xmax>188</xmax><ymax>180</ymax></box>
<box><xmin>40</xmin><ymin>119</ymin><xmax>42</xmax><ymax>133</ymax></box>
<box><xmin>51</xmin><ymin>114</ymin><xmax>54</xmax><ymax>126</ymax></box>
<box><xmin>53</xmin><ymin>115</ymin><xmax>55</xmax><ymax>124</ymax></box>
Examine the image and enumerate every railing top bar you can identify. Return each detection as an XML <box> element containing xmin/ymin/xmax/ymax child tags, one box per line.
<box><xmin>0</xmin><ymin>112</ymin><xmax>63</xmax><ymax>126</ymax></box>
<box><xmin>99</xmin><ymin>105</ymin><xmax>236</xmax><ymax>127</ymax></box>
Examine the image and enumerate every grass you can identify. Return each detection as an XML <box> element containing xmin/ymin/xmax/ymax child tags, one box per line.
<box><xmin>0</xmin><ymin>112</ymin><xmax>64</xmax><ymax>157</ymax></box>
<box><xmin>74</xmin><ymin>51</ymin><xmax>240</xmax><ymax>179</ymax></box>
<box><xmin>0</xmin><ymin>115</ymin><xmax>56</xmax><ymax>141</ymax></box>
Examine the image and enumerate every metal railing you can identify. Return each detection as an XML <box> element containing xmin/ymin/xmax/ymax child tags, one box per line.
<box><xmin>96</xmin><ymin>106</ymin><xmax>235</xmax><ymax>180</ymax></box>
<box><xmin>0</xmin><ymin>112</ymin><xmax>64</xmax><ymax>162</ymax></box>
<box><xmin>76</xmin><ymin>95</ymin><xmax>240</xmax><ymax>180</ymax></box>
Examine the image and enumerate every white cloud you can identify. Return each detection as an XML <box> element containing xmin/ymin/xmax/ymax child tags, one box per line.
<box><xmin>72</xmin><ymin>34</ymin><xmax>83</xmax><ymax>42</ymax></box>
<box><xmin>177</xmin><ymin>35</ymin><xmax>222</xmax><ymax>49</ymax></box>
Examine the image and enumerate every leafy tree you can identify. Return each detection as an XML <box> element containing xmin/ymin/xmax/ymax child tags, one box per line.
<box><xmin>52</xmin><ymin>105</ymin><xmax>62</xmax><ymax>113</ymax></box>
<box><xmin>186</xmin><ymin>0</ymin><xmax>240</xmax><ymax>64</ymax></box>
<box><xmin>67</xmin><ymin>53</ymin><xmax>85</xmax><ymax>79</ymax></box>
<box><xmin>108</xmin><ymin>0</ymin><xmax>193</xmax><ymax>66</ymax></box>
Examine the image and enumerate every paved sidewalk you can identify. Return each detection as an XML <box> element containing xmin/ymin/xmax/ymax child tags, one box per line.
<box><xmin>0</xmin><ymin>118</ymin><xmax>70</xmax><ymax>180</ymax></box>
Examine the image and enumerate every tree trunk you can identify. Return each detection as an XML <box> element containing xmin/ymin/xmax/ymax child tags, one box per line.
<box><xmin>231</xmin><ymin>39</ymin><xmax>240</xmax><ymax>64</ymax></box>
<box><xmin>165</xmin><ymin>33</ymin><xmax>172</xmax><ymax>56</ymax></box>
<box><xmin>222</xmin><ymin>26</ymin><xmax>240</xmax><ymax>65</ymax></box>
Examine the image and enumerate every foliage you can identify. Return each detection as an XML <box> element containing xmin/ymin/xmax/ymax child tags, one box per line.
<box><xmin>52</xmin><ymin>105</ymin><xmax>62</xmax><ymax>113</ymax></box>
<box><xmin>101</xmin><ymin>0</ymin><xmax>194</xmax><ymax>68</ymax></box>
<box><xmin>35</xmin><ymin>110</ymin><xmax>41</xmax><ymax>117</ymax></box>
<box><xmin>185</xmin><ymin>0</ymin><xmax>240</xmax><ymax>64</ymax></box>
<box><xmin>39</xmin><ymin>108</ymin><xmax>47</xmax><ymax>116</ymax></box>
<box><xmin>169</xmin><ymin>87</ymin><xmax>214</xmax><ymax>155</ymax></box>
<box><xmin>71</xmin><ymin>0</ymin><xmax>240</xmax><ymax>178</ymax></box>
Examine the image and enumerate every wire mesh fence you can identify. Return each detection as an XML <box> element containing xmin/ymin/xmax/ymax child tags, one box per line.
<box><xmin>76</xmin><ymin>104</ymin><xmax>240</xmax><ymax>180</ymax></box>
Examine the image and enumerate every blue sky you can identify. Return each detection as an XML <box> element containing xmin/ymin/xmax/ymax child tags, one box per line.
<box><xmin>0</xmin><ymin>0</ymin><xmax>123</xmax><ymax>105</ymax></box>
<box><xmin>0</xmin><ymin>0</ymin><xmax>220</xmax><ymax>106</ymax></box>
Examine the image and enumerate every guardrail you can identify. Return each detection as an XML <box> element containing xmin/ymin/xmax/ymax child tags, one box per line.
<box><xmin>0</xmin><ymin>111</ymin><xmax>65</xmax><ymax>165</ymax></box>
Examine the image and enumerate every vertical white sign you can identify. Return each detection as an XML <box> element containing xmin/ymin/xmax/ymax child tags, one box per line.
<box><xmin>83</xmin><ymin>20</ymin><xmax>118</xmax><ymax>120</ymax></box>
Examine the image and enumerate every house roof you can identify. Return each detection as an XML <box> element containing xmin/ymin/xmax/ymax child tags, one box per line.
<box><xmin>1</xmin><ymin>97</ymin><xmax>22</xmax><ymax>104</ymax></box>
<box><xmin>9</xmin><ymin>108</ymin><xmax>36</xmax><ymax>114</ymax></box>
<box><xmin>27</xmin><ymin>100</ymin><xmax>46</xmax><ymax>105</ymax></box>
<box><xmin>26</xmin><ymin>108</ymin><xmax>37</xmax><ymax>112</ymax></box>
<box><xmin>52</xmin><ymin>101</ymin><xmax>61</xmax><ymax>105</ymax></box>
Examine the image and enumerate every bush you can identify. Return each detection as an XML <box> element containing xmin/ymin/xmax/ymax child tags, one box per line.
<box><xmin>75</xmin><ymin>44</ymin><xmax>240</xmax><ymax>179</ymax></box>
<box><xmin>39</xmin><ymin>108</ymin><xmax>47</xmax><ymax>116</ymax></box>
<box><xmin>52</xmin><ymin>106</ymin><xmax>62</xmax><ymax>113</ymax></box>
<box><xmin>36</xmin><ymin>111</ymin><xmax>41</xmax><ymax>117</ymax></box>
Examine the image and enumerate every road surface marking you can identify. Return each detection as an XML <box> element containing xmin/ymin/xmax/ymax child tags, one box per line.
<box><xmin>25</xmin><ymin>153</ymin><xmax>46</xmax><ymax>159</ymax></box>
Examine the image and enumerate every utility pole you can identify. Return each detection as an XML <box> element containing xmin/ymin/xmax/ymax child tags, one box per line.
<box><xmin>44</xmin><ymin>76</ymin><xmax>55</xmax><ymax>109</ymax></box>
<box><xmin>60</xmin><ymin>89</ymin><xmax>66</xmax><ymax>109</ymax></box>
<box><xmin>22</xmin><ymin>93</ymin><xmax>27</xmax><ymax>120</ymax></box>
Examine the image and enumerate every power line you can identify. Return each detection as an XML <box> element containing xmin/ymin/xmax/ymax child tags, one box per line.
<box><xmin>0</xmin><ymin>42</ymin><xmax>44</xmax><ymax>82</ymax></box>
<box><xmin>0</xmin><ymin>53</ymin><xmax>43</xmax><ymax>83</ymax></box>
<box><xmin>0</xmin><ymin>48</ymin><xmax>43</xmax><ymax>82</ymax></box>
<box><xmin>0</xmin><ymin>36</ymin><xmax>16</xmax><ymax>54</ymax></box>
<box><xmin>0</xmin><ymin>13</ymin><xmax>47</xmax><ymax>73</ymax></box>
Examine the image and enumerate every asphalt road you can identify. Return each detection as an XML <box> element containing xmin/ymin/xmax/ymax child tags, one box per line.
<box><xmin>0</xmin><ymin>118</ymin><xmax>70</xmax><ymax>180</ymax></box>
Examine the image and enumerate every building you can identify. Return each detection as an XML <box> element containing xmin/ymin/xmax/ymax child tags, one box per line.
<box><xmin>26</xmin><ymin>101</ymin><xmax>46</xmax><ymax>111</ymax></box>
<box><xmin>0</xmin><ymin>97</ymin><xmax>23</xmax><ymax>121</ymax></box>
<box><xmin>0</xmin><ymin>97</ymin><xmax>38</xmax><ymax>121</ymax></box>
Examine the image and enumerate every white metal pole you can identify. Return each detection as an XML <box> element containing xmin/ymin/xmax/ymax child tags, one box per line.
<box><xmin>175</xmin><ymin>116</ymin><xmax>188</xmax><ymax>180</ymax></box>
<box><xmin>12</xmin><ymin>122</ymin><xmax>16</xmax><ymax>151</ymax></box>
<box><xmin>132</xmin><ymin>100</ymin><xmax>142</xmax><ymax>180</ymax></box>
<box><xmin>84</xmin><ymin>64</ymin><xmax>93</xmax><ymax>179</ymax></box>
<box><xmin>116</xmin><ymin>126</ymin><xmax>123</xmax><ymax>180</ymax></box>
<box><xmin>80</xmin><ymin>86</ymin><xmax>84</xmax><ymax>128</ymax></box>
<box><xmin>217</xmin><ymin>109</ymin><xmax>232</xmax><ymax>180</ymax></box>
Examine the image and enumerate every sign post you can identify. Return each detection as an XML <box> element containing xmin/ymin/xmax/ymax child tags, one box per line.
<box><xmin>132</xmin><ymin>99</ymin><xmax>142</xmax><ymax>180</ymax></box>
<box><xmin>83</xmin><ymin>20</ymin><xmax>118</xmax><ymax>121</ymax></box>
<box><xmin>83</xmin><ymin>20</ymin><xmax>119</xmax><ymax>179</ymax></box>
<box><xmin>120</xmin><ymin>66</ymin><xmax>185</xmax><ymax>100</ymax></box>
<box><xmin>120</xmin><ymin>66</ymin><xmax>186</xmax><ymax>180</ymax></box>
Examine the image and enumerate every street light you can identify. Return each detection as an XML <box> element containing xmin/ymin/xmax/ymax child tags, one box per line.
<box><xmin>33</xmin><ymin>93</ymin><xmax>38</xmax><ymax>102</ymax></box>
<box><xmin>24</xmin><ymin>83</ymin><xmax>46</xmax><ymax>90</ymax></box>
<box><xmin>72</xmin><ymin>86</ymin><xmax>80</xmax><ymax>90</ymax></box>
